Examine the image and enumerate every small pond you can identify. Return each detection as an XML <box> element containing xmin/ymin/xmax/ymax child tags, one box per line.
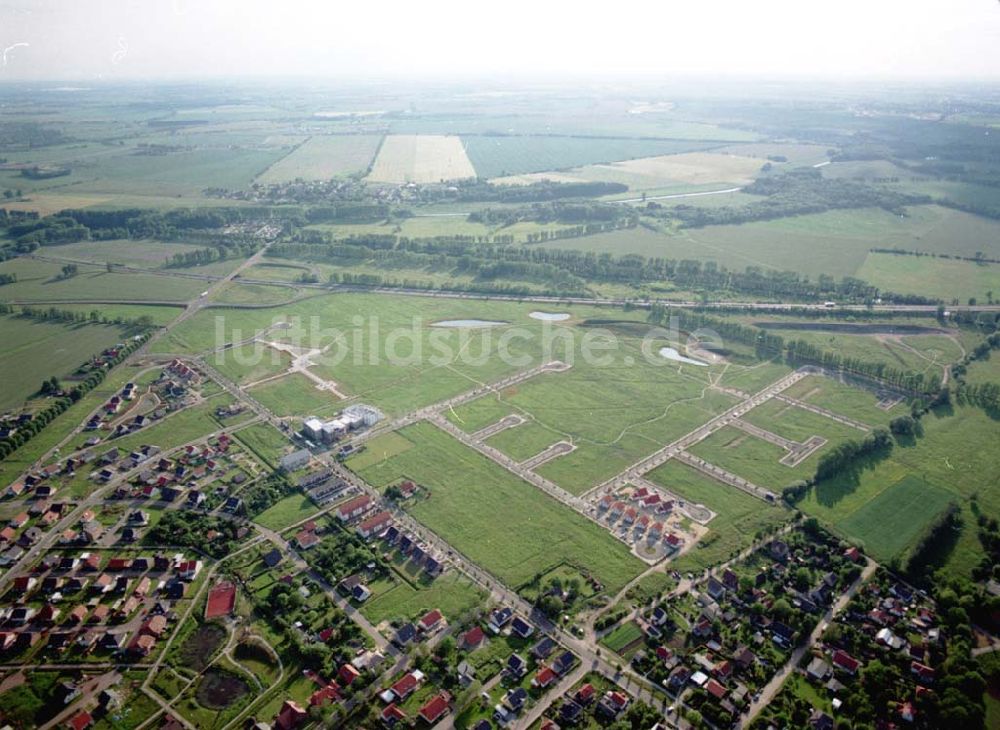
<box><xmin>529</xmin><ymin>311</ymin><xmax>571</xmax><ymax>321</ymax></box>
<box><xmin>432</xmin><ymin>319</ymin><xmax>508</xmax><ymax>328</ymax></box>
<box><xmin>659</xmin><ymin>346</ymin><xmax>708</xmax><ymax>367</ymax></box>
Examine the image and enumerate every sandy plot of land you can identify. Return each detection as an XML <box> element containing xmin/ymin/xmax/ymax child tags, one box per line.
<box><xmin>257</xmin><ymin>135</ymin><xmax>382</xmax><ymax>183</ymax></box>
<box><xmin>2</xmin><ymin>193</ymin><xmax>111</xmax><ymax>216</ymax></box>
<box><xmin>492</xmin><ymin>151</ymin><xmax>765</xmax><ymax>190</ymax></box>
<box><xmin>367</xmin><ymin>135</ymin><xmax>476</xmax><ymax>183</ymax></box>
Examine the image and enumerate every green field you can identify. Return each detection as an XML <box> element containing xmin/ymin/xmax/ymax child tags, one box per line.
<box><xmin>65</xmin><ymin>146</ymin><xmax>288</xmax><ymax>196</ymax></box>
<box><xmin>256</xmin><ymin>134</ymin><xmax>382</xmax><ymax>183</ymax></box>
<box><xmin>248</xmin><ymin>372</ymin><xmax>340</xmax><ymax>418</ymax></box>
<box><xmin>151</xmin><ymin>292</ymin><xmax>650</xmax><ymax>417</ymax></box>
<box><xmin>741</xmin><ymin>398</ymin><xmax>863</xmax><ymax>445</ymax></box>
<box><xmin>0</xmin><ymin>314</ymin><xmax>132</xmax><ymax>411</ymax></box>
<box><xmin>209</xmin><ymin>345</ymin><xmax>292</xmax><ymax>386</ymax></box>
<box><xmin>52</xmin><ymin>302</ymin><xmax>183</xmax><ymax>326</ymax></box>
<box><xmin>43</xmin><ymin>239</ymin><xmax>212</xmax><ymax>269</ymax></box>
<box><xmin>964</xmin><ymin>352</ymin><xmax>1000</xmax><ymax>387</ymax></box>
<box><xmin>0</xmin><ymin>257</ymin><xmax>209</xmax><ymax>302</ymax></box>
<box><xmin>210</xmin><ymin>282</ymin><xmax>298</xmax><ymax>306</ymax></box>
<box><xmin>835</xmin><ymin>476</ymin><xmax>954</xmax><ymax>561</ymax></box>
<box><xmin>688</xmin><ymin>425</ymin><xmax>817</xmax><ymax>490</ymax></box>
<box><xmin>538</xmin><ymin>205</ymin><xmax>1000</xmax><ymax>279</ymax></box>
<box><xmin>253</xmin><ymin>493</ymin><xmax>318</xmax><ymax>531</ymax></box>
<box><xmin>600</xmin><ymin>620</ymin><xmax>645</xmax><ymax>657</ymax></box>
<box><xmin>464</xmin><ymin>136</ymin><xmax>719</xmax><ymax>179</ymax></box>
<box><xmin>245</xmin><ymin>262</ymin><xmax>313</xmax><ymax>282</ymax></box>
<box><xmin>344</xmin><ymin>431</ymin><xmax>415</xmax><ymax>471</ymax></box>
<box><xmin>233</xmin><ymin>422</ymin><xmax>292</xmax><ymax>468</ymax></box>
<box><xmin>754</xmin><ymin>326</ymin><xmax>963</xmax><ymax>382</ymax></box>
<box><xmin>857</xmin><ymin>252</ymin><xmax>1000</xmax><ymax>303</ymax></box>
<box><xmin>484</xmin><ymin>419</ymin><xmax>563</xmax><ymax>463</ymax></box>
<box><xmin>355</xmin><ymin>421</ymin><xmax>644</xmax><ymax>594</ymax></box>
<box><xmin>360</xmin><ymin>570</ymin><xmax>485</xmax><ymax>625</ymax></box>
<box><xmin>445</xmin><ymin>397</ymin><xmax>517</xmax><ymax>433</ymax></box>
<box><xmin>780</xmin><ymin>374</ymin><xmax>905</xmax><ymax>425</ymax></box>
<box><xmin>646</xmin><ymin>459</ymin><xmax>790</xmax><ymax>570</ymax></box>
<box><xmin>798</xmin><ymin>405</ymin><xmax>1000</xmax><ymax>576</ymax></box>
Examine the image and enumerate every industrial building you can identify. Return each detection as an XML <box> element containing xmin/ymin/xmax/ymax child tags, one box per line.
<box><xmin>302</xmin><ymin>405</ymin><xmax>382</xmax><ymax>445</ymax></box>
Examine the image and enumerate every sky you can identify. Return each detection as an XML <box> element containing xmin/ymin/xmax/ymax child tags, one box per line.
<box><xmin>1</xmin><ymin>0</ymin><xmax>999</xmax><ymax>82</ymax></box>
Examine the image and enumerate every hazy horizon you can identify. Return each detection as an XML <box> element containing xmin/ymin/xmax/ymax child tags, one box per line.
<box><xmin>1</xmin><ymin>0</ymin><xmax>999</xmax><ymax>83</ymax></box>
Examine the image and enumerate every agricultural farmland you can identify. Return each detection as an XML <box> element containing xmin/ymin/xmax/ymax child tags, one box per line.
<box><xmin>493</xmin><ymin>151</ymin><xmax>766</xmax><ymax>189</ymax></box>
<box><xmin>255</xmin><ymin>134</ymin><xmax>382</xmax><ymax>183</ymax></box>
<box><xmin>463</xmin><ymin>136</ymin><xmax>719</xmax><ymax>179</ymax></box>
<box><xmin>367</xmin><ymin>134</ymin><xmax>476</xmax><ymax>183</ymax></box>
<box><xmin>0</xmin><ymin>314</ymin><xmax>132</xmax><ymax>411</ymax></box>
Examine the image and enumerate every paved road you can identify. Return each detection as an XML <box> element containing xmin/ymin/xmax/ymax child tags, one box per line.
<box><xmin>584</xmin><ymin>368</ymin><xmax>813</xmax><ymax>502</ymax></box>
<box><xmin>739</xmin><ymin>557</ymin><xmax>878</xmax><ymax>728</ymax></box>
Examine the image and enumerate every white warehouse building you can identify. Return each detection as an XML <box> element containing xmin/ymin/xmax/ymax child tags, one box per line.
<box><xmin>302</xmin><ymin>405</ymin><xmax>382</xmax><ymax>444</ymax></box>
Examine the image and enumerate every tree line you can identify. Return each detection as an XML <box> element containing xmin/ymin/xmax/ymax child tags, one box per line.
<box><xmin>648</xmin><ymin>168</ymin><xmax>930</xmax><ymax>228</ymax></box>
<box><xmin>0</xmin><ymin>333</ymin><xmax>150</xmax><ymax>461</ymax></box>
<box><xmin>270</xmin><ymin>233</ymin><xmax>931</xmax><ymax>304</ymax></box>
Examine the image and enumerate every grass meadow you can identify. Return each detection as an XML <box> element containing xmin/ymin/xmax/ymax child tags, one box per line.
<box><xmin>360</xmin><ymin>570</ymin><xmax>485</xmax><ymax>625</ymax></box>
<box><xmin>537</xmin><ymin>205</ymin><xmax>1000</xmax><ymax>279</ymax></box>
<box><xmin>247</xmin><ymin>372</ymin><xmax>339</xmax><ymax>418</ymax></box>
<box><xmin>354</xmin><ymin>421</ymin><xmax>644</xmax><ymax>594</ymax></box>
<box><xmin>646</xmin><ymin>459</ymin><xmax>791</xmax><ymax>571</ymax></box>
<box><xmin>687</xmin><ymin>425</ymin><xmax>818</xmax><ymax>489</ymax></box>
<box><xmin>233</xmin><ymin>422</ymin><xmax>292</xmax><ymax>468</ymax></box>
<box><xmin>780</xmin><ymin>374</ymin><xmax>906</xmax><ymax>425</ymax></box>
<box><xmin>797</xmin><ymin>405</ymin><xmax>1000</xmax><ymax>577</ymax></box>
<box><xmin>253</xmin><ymin>493</ymin><xmax>319</xmax><ymax>531</ymax></box>
<box><xmin>0</xmin><ymin>314</ymin><xmax>132</xmax><ymax>411</ymax></box>
<box><xmin>857</xmin><ymin>252</ymin><xmax>1000</xmax><ymax>303</ymax></box>
<box><xmin>495</xmin><ymin>151</ymin><xmax>765</xmax><ymax>189</ymax></box>
<box><xmin>0</xmin><ymin>257</ymin><xmax>208</xmax><ymax>302</ymax></box>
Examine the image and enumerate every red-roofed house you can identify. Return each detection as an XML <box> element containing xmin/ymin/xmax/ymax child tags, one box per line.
<box><xmin>338</xmin><ymin>663</ymin><xmax>360</xmax><ymax>686</ymax></box>
<box><xmin>390</xmin><ymin>672</ymin><xmax>420</xmax><ymax>701</ymax></box>
<box><xmin>68</xmin><ymin>711</ymin><xmax>93</xmax><ymax>730</ymax></box>
<box><xmin>832</xmin><ymin>650</ymin><xmax>861</xmax><ymax>675</ymax></box>
<box><xmin>382</xmin><ymin>703</ymin><xmax>407</xmax><ymax>725</ymax></box>
<box><xmin>275</xmin><ymin>700</ymin><xmax>308</xmax><ymax>730</ymax></box>
<box><xmin>462</xmin><ymin>625</ymin><xmax>485</xmax><ymax>649</ymax></box>
<box><xmin>899</xmin><ymin>701</ymin><xmax>916</xmax><ymax>723</ymax></box>
<box><xmin>337</xmin><ymin>495</ymin><xmax>372</xmax><ymax>522</ymax></box>
<box><xmin>419</xmin><ymin>609</ymin><xmax>444</xmax><ymax>633</ymax></box>
<box><xmin>575</xmin><ymin>683</ymin><xmax>595</xmax><ymax>705</ymax></box>
<box><xmin>357</xmin><ymin>511</ymin><xmax>393</xmax><ymax>539</ymax></box>
<box><xmin>705</xmin><ymin>679</ymin><xmax>727</xmax><ymax>700</ymax></box>
<box><xmin>532</xmin><ymin>665</ymin><xmax>557</xmax><ymax>689</ymax></box>
<box><xmin>419</xmin><ymin>692</ymin><xmax>451</xmax><ymax>724</ymax></box>
<box><xmin>309</xmin><ymin>683</ymin><xmax>341</xmax><ymax>707</ymax></box>
<box><xmin>295</xmin><ymin>530</ymin><xmax>320</xmax><ymax>550</ymax></box>
<box><xmin>911</xmin><ymin>661</ymin><xmax>935</xmax><ymax>683</ymax></box>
